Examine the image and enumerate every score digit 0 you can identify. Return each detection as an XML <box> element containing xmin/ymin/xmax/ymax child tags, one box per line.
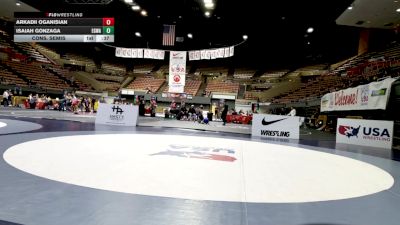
<box><xmin>102</xmin><ymin>18</ymin><xmax>114</xmax><ymax>26</ymax></box>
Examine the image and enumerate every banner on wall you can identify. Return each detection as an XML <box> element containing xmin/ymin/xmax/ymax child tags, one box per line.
<box><xmin>336</xmin><ymin>118</ymin><xmax>394</xmax><ymax>149</ymax></box>
<box><xmin>169</xmin><ymin>51</ymin><xmax>186</xmax><ymax>93</ymax></box>
<box><xmin>251</xmin><ymin>114</ymin><xmax>300</xmax><ymax>139</ymax></box>
<box><xmin>320</xmin><ymin>78</ymin><xmax>396</xmax><ymax>112</ymax></box>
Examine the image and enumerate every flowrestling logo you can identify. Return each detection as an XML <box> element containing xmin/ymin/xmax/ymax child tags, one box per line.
<box><xmin>151</xmin><ymin>144</ymin><xmax>236</xmax><ymax>162</ymax></box>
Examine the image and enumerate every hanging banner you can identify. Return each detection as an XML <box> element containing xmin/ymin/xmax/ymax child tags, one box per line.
<box><xmin>144</xmin><ymin>49</ymin><xmax>150</xmax><ymax>58</ymax></box>
<box><xmin>157</xmin><ymin>50</ymin><xmax>165</xmax><ymax>60</ymax></box>
<box><xmin>229</xmin><ymin>46</ymin><xmax>234</xmax><ymax>57</ymax></box>
<box><xmin>189</xmin><ymin>51</ymin><xmax>195</xmax><ymax>61</ymax></box>
<box><xmin>168</xmin><ymin>51</ymin><xmax>186</xmax><ymax>93</ymax></box>
<box><xmin>116</xmin><ymin>46</ymin><xmax>233</xmax><ymax>60</ymax></box>
<box><xmin>132</xmin><ymin>49</ymin><xmax>138</xmax><ymax>58</ymax></box>
<box><xmin>201</xmin><ymin>50</ymin><xmax>206</xmax><ymax>59</ymax></box>
<box><xmin>224</xmin><ymin>47</ymin><xmax>230</xmax><ymax>58</ymax></box>
<box><xmin>195</xmin><ymin>51</ymin><xmax>201</xmax><ymax>60</ymax></box>
<box><xmin>137</xmin><ymin>49</ymin><xmax>143</xmax><ymax>58</ymax></box>
<box><xmin>321</xmin><ymin>78</ymin><xmax>396</xmax><ymax>112</ymax></box>
<box><xmin>218</xmin><ymin>48</ymin><xmax>224</xmax><ymax>58</ymax></box>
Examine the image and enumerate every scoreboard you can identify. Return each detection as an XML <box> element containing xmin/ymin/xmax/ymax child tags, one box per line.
<box><xmin>13</xmin><ymin>12</ymin><xmax>114</xmax><ymax>43</ymax></box>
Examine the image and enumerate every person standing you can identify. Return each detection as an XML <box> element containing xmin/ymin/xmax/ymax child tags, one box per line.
<box><xmin>2</xmin><ymin>90</ymin><xmax>9</xmax><ymax>107</ymax></box>
<box><xmin>221</xmin><ymin>105</ymin><xmax>228</xmax><ymax>126</ymax></box>
<box><xmin>287</xmin><ymin>107</ymin><xmax>296</xmax><ymax>116</ymax></box>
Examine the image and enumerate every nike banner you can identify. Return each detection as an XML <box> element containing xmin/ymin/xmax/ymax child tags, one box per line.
<box><xmin>251</xmin><ymin>114</ymin><xmax>300</xmax><ymax>139</ymax></box>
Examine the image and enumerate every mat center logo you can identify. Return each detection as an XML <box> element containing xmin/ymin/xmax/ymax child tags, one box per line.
<box><xmin>338</xmin><ymin>125</ymin><xmax>360</xmax><ymax>138</ymax></box>
<box><xmin>151</xmin><ymin>144</ymin><xmax>236</xmax><ymax>162</ymax></box>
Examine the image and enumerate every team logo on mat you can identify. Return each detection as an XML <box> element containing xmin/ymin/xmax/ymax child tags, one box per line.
<box><xmin>151</xmin><ymin>144</ymin><xmax>236</xmax><ymax>162</ymax></box>
<box><xmin>338</xmin><ymin>125</ymin><xmax>360</xmax><ymax>138</ymax></box>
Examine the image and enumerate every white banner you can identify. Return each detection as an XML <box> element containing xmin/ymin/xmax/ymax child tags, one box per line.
<box><xmin>188</xmin><ymin>51</ymin><xmax>195</xmax><ymax>61</ymax></box>
<box><xmin>95</xmin><ymin>103</ymin><xmax>139</xmax><ymax>126</ymax></box>
<box><xmin>132</xmin><ymin>49</ymin><xmax>138</xmax><ymax>58</ymax></box>
<box><xmin>117</xmin><ymin>46</ymin><xmax>233</xmax><ymax>60</ymax></box>
<box><xmin>195</xmin><ymin>51</ymin><xmax>201</xmax><ymax>60</ymax></box>
<box><xmin>321</xmin><ymin>78</ymin><xmax>396</xmax><ymax>112</ymax></box>
<box><xmin>157</xmin><ymin>50</ymin><xmax>165</xmax><ymax>60</ymax></box>
<box><xmin>144</xmin><ymin>49</ymin><xmax>150</xmax><ymax>58</ymax></box>
<box><xmin>201</xmin><ymin>50</ymin><xmax>206</xmax><ymax>59</ymax></box>
<box><xmin>211</xmin><ymin>50</ymin><xmax>216</xmax><ymax>59</ymax></box>
<box><xmin>336</xmin><ymin>118</ymin><xmax>394</xmax><ymax>149</ymax></box>
<box><xmin>168</xmin><ymin>51</ymin><xmax>186</xmax><ymax>93</ymax></box>
<box><xmin>218</xmin><ymin>48</ymin><xmax>224</xmax><ymax>58</ymax></box>
<box><xmin>137</xmin><ymin>49</ymin><xmax>143</xmax><ymax>58</ymax></box>
<box><xmin>115</xmin><ymin>48</ymin><xmax>163</xmax><ymax>59</ymax></box>
<box><xmin>251</xmin><ymin>114</ymin><xmax>300</xmax><ymax>139</ymax></box>
<box><xmin>224</xmin><ymin>47</ymin><xmax>230</xmax><ymax>58</ymax></box>
<box><xmin>205</xmin><ymin>50</ymin><xmax>211</xmax><ymax>59</ymax></box>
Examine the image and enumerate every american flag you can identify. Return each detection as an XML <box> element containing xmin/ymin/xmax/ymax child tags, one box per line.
<box><xmin>162</xmin><ymin>24</ymin><xmax>175</xmax><ymax>46</ymax></box>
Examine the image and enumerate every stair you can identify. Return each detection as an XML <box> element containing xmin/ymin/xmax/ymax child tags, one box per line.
<box><xmin>45</xmin><ymin>67</ymin><xmax>76</xmax><ymax>88</ymax></box>
<box><xmin>196</xmin><ymin>81</ymin><xmax>207</xmax><ymax>96</ymax></box>
<box><xmin>238</xmin><ymin>85</ymin><xmax>246</xmax><ymax>99</ymax></box>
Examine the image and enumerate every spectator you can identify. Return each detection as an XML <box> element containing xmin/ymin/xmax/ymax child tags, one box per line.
<box><xmin>2</xmin><ymin>90</ymin><xmax>9</xmax><ymax>107</ymax></box>
<box><xmin>221</xmin><ymin>105</ymin><xmax>228</xmax><ymax>126</ymax></box>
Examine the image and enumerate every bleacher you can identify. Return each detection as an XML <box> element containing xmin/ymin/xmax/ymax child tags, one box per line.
<box><xmin>205</xmin><ymin>81</ymin><xmax>239</xmax><ymax>95</ymax></box>
<box><xmin>163</xmin><ymin>80</ymin><xmax>202</xmax><ymax>96</ymax></box>
<box><xmin>5</xmin><ymin>60</ymin><xmax>69</xmax><ymax>90</ymax></box>
<box><xmin>133</xmin><ymin>64</ymin><xmax>154</xmax><ymax>74</ymax></box>
<box><xmin>48</xmin><ymin>66</ymin><xmax>93</xmax><ymax>91</ymax></box>
<box><xmin>126</xmin><ymin>76</ymin><xmax>165</xmax><ymax>93</ymax></box>
<box><xmin>15</xmin><ymin>43</ymin><xmax>51</xmax><ymax>63</ymax></box>
<box><xmin>0</xmin><ymin>65</ymin><xmax>27</xmax><ymax>86</ymax></box>
<box><xmin>61</xmin><ymin>53</ymin><xmax>96</xmax><ymax>67</ymax></box>
<box><xmin>260</xmin><ymin>69</ymin><xmax>290</xmax><ymax>79</ymax></box>
<box><xmin>233</xmin><ymin>69</ymin><xmax>256</xmax><ymax>80</ymax></box>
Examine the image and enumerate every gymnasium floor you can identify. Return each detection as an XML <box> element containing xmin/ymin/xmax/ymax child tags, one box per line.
<box><xmin>0</xmin><ymin>109</ymin><xmax>400</xmax><ymax>225</ymax></box>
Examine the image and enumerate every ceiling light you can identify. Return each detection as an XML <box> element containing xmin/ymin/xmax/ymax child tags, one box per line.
<box><xmin>205</xmin><ymin>11</ymin><xmax>211</xmax><ymax>17</ymax></box>
<box><xmin>307</xmin><ymin>42</ymin><xmax>311</xmax><ymax>45</ymax></box>
<box><xmin>243</xmin><ymin>35</ymin><xmax>248</xmax><ymax>40</ymax></box>
<box><xmin>135</xmin><ymin>32</ymin><xmax>141</xmax><ymax>37</ymax></box>
<box><xmin>141</xmin><ymin>10</ymin><xmax>147</xmax><ymax>16</ymax></box>
<box><xmin>16</xmin><ymin>2</ymin><xmax>21</xmax><ymax>6</ymax></box>
<box><xmin>131</xmin><ymin>5</ymin><xmax>140</xmax><ymax>11</ymax></box>
<box><xmin>187</xmin><ymin>33</ymin><xmax>193</xmax><ymax>39</ymax></box>
<box><xmin>203</xmin><ymin>0</ymin><xmax>212</xmax><ymax>3</ymax></box>
<box><xmin>397</xmin><ymin>8</ymin><xmax>400</xmax><ymax>12</ymax></box>
<box><xmin>205</xmin><ymin>2</ymin><xmax>214</xmax><ymax>8</ymax></box>
<box><xmin>307</xmin><ymin>27</ymin><xmax>314</xmax><ymax>33</ymax></box>
<box><xmin>124</xmin><ymin>0</ymin><xmax>133</xmax><ymax>3</ymax></box>
<box><xmin>348</xmin><ymin>6</ymin><xmax>353</xmax><ymax>10</ymax></box>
